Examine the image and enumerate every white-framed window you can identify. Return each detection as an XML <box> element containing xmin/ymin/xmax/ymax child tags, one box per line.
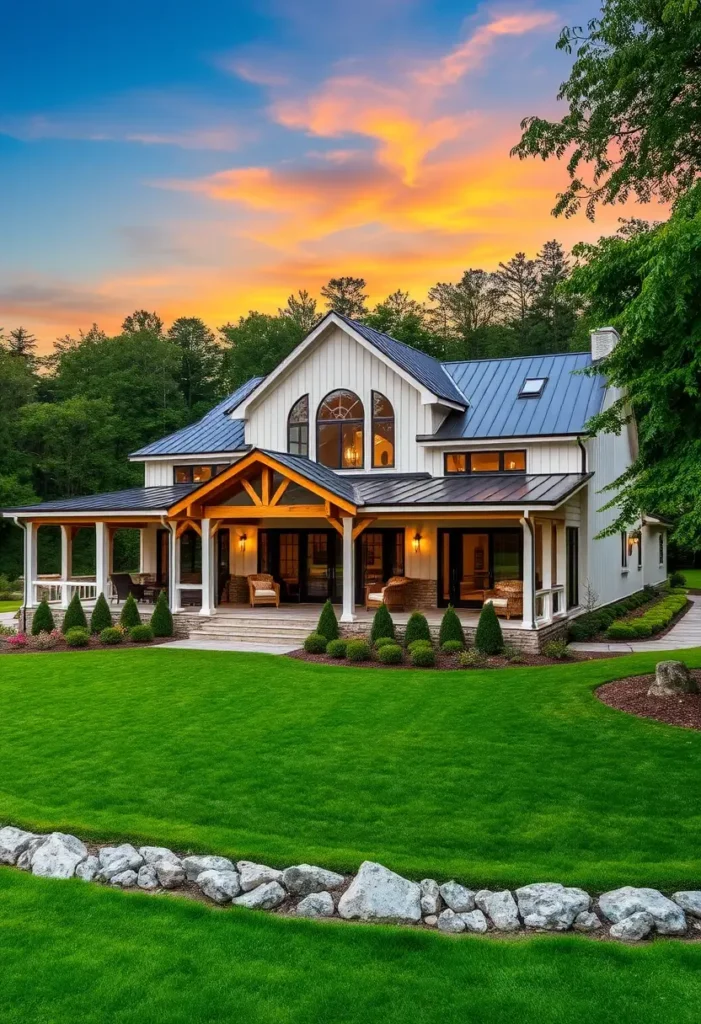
<box><xmin>659</xmin><ymin>533</ymin><xmax>665</xmax><ymax>565</ymax></box>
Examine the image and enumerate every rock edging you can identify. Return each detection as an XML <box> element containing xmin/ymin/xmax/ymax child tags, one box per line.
<box><xmin>1</xmin><ymin>825</ymin><xmax>699</xmax><ymax>943</ymax></box>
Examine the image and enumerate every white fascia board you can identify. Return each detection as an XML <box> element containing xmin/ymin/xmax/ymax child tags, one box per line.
<box><xmin>417</xmin><ymin>435</ymin><xmax>582</xmax><ymax>447</ymax></box>
<box><xmin>4</xmin><ymin>510</ymin><xmax>169</xmax><ymax>519</ymax></box>
<box><xmin>129</xmin><ymin>452</ymin><xmax>244</xmax><ymax>463</ymax></box>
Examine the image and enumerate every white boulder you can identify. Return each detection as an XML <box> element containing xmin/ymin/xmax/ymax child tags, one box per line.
<box><xmin>295</xmin><ymin>891</ymin><xmax>335</xmax><ymax>918</ymax></box>
<box><xmin>98</xmin><ymin>844</ymin><xmax>144</xmax><ymax>880</ymax></box>
<box><xmin>282</xmin><ymin>864</ymin><xmax>345</xmax><ymax>896</ymax></box>
<box><xmin>31</xmin><ymin>833</ymin><xmax>87</xmax><ymax>879</ymax></box>
<box><xmin>610</xmin><ymin>911</ymin><xmax>654</xmax><ymax>941</ymax></box>
<box><xmin>137</xmin><ymin>864</ymin><xmax>160</xmax><ymax>890</ymax></box>
<box><xmin>75</xmin><ymin>855</ymin><xmax>100</xmax><ymax>882</ymax></box>
<box><xmin>420</xmin><ymin>879</ymin><xmax>441</xmax><ymax>916</ymax></box>
<box><xmin>337</xmin><ymin>861</ymin><xmax>421</xmax><ymax>924</ymax></box>
<box><xmin>437</xmin><ymin>909</ymin><xmax>466</xmax><ymax>933</ymax></box>
<box><xmin>0</xmin><ymin>826</ymin><xmax>38</xmax><ymax>865</ymax></box>
<box><xmin>515</xmin><ymin>883</ymin><xmax>591</xmax><ymax>931</ymax></box>
<box><xmin>182</xmin><ymin>855</ymin><xmax>235</xmax><ymax>881</ymax></box>
<box><xmin>237</xmin><ymin>861</ymin><xmax>283</xmax><ymax>892</ymax></box>
<box><xmin>156</xmin><ymin>859</ymin><xmax>186</xmax><ymax>889</ymax></box>
<box><xmin>460</xmin><ymin>909</ymin><xmax>488</xmax><ymax>933</ymax></box>
<box><xmin>232</xmin><ymin>881</ymin><xmax>286</xmax><ymax>910</ymax></box>
<box><xmin>439</xmin><ymin>880</ymin><xmax>475</xmax><ymax>913</ymax></box>
<box><xmin>599</xmin><ymin>887</ymin><xmax>686</xmax><ymax>935</ymax></box>
<box><xmin>139</xmin><ymin>846</ymin><xmax>181</xmax><ymax>866</ymax></box>
<box><xmin>423</xmin><ymin>915</ymin><xmax>438</xmax><ymax>927</ymax></box>
<box><xmin>573</xmin><ymin>911</ymin><xmax>602</xmax><ymax>932</ymax></box>
<box><xmin>475</xmin><ymin>890</ymin><xmax>521</xmax><ymax>931</ymax></box>
<box><xmin>198</xmin><ymin>869</ymin><xmax>242</xmax><ymax>904</ymax></box>
<box><xmin>111</xmin><ymin>869</ymin><xmax>138</xmax><ymax>888</ymax></box>
<box><xmin>672</xmin><ymin>892</ymin><xmax>701</xmax><ymax>918</ymax></box>
<box><xmin>17</xmin><ymin>837</ymin><xmax>47</xmax><ymax>871</ymax></box>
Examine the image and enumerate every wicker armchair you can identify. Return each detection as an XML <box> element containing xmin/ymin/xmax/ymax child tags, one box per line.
<box><xmin>247</xmin><ymin>573</ymin><xmax>280</xmax><ymax>608</ymax></box>
<box><xmin>365</xmin><ymin>576</ymin><xmax>411</xmax><ymax>612</ymax></box>
<box><xmin>484</xmin><ymin>579</ymin><xmax>523</xmax><ymax>620</ymax></box>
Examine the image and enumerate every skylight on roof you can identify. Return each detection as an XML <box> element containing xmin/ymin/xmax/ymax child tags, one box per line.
<box><xmin>518</xmin><ymin>377</ymin><xmax>547</xmax><ymax>398</ymax></box>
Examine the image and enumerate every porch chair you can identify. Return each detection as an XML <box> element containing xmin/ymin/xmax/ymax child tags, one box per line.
<box><xmin>247</xmin><ymin>573</ymin><xmax>281</xmax><ymax>609</ymax></box>
<box><xmin>109</xmin><ymin>573</ymin><xmax>146</xmax><ymax>603</ymax></box>
<box><xmin>483</xmin><ymin>580</ymin><xmax>523</xmax><ymax>620</ymax></box>
<box><xmin>365</xmin><ymin>576</ymin><xmax>411</xmax><ymax>612</ymax></box>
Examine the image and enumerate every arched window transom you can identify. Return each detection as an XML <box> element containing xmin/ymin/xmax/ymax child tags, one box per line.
<box><xmin>317</xmin><ymin>390</ymin><xmax>364</xmax><ymax>468</ymax></box>
<box><xmin>372</xmin><ymin>391</ymin><xmax>394</xmax><ymax>468</ymax></box>
<box><xmin>288</xmin><ymin>395</ymin><xmax>309</xmax><ymax>457</ymax></box>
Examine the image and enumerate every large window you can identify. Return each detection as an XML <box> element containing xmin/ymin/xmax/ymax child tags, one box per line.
<box><xmin>316</xmin><ymin>390</ymin><xmax>364</xmax><ymax>469</ymax></box>
<box><xmin>174</xmin><ymin>464</ymin><xmax>228</xmax><ymax>484</ymax></box>
<box><xmin>371</xmin><ymin>391</ymin><xmax>394</xmax><ymax>468</ymax></box>
<box><xmin>287</xmin><ymin>395</ymin><xmax>309</xmax><ymax>457</ymax></box>
<box><xmin>444</xmin><ymin>450</ymin><xmax>526</xmax><ymax>474</ymax></box>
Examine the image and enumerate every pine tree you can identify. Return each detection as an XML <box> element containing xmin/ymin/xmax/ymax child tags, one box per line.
<box><xmin>439</xmin><ymin>605</ymin><xmax>465</xmax><ymax>647</ymax></box>
<box><xmin>90</xmin><ymin>592</ymin><xmax>113</xmax><ymax>633</ymax></box>
<box><xmin>62</xmin><ymin>592</ymin><xmax>87</xmax><ymax>632</ymax></box>
<box><xmin>150</xmin><ymin>591</ymin><xmax>174</xmax><ymax>637</ymax></box>
<box><xmin>31</xmin><ymin>598</ymin><xmax>55</xmax><ymax>635</ymax></box>
<box><xmin>320</xmin><ymin>277</ymin><xmax>368</xmax><ymax>318</ymax></box>
<box><xmin>119</xmin><ymin>593</ymin><xmax>141</xmax><ymax>629</ymax></box>
<box><xmin>474</xmin><ymin>602</ymin><xmax>504</xmax><ymax>655</ymax></box>
<box><xmin>405</xmin><ymin>611</ymin><xmax>431</xmax><ymax>646</ymax></box>
<box><xmin>370</xmin><ymin>603</ymin><xmax>395</xmax><ymax>642</ymax></box>
<box><xmin>280</xmin><ymin>290</ymin><xmax>318</xmax><ymax>333</ymax></box>
<box><xmin>316</xmin><ymin>599</ymin><xmax>339</xmax><ymax>641</ymax></box>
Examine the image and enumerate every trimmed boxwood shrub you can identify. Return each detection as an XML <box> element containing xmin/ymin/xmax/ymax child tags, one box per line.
<box><xmin>606</xmin><ymin>622</ymin><xmax>637</xmax><ymax>640</ymax></box>
<box><xmin>405</xmin><ymin>611</ymin><xmax>431</xmax><ymax>647</ymax></box>
<box><xmin>605</xmin><ymin>592</ymin><xmax>687</xmax><ymax>640</ymax></box>
<box><xmin>316</xmin><ymin>600</ymin><xmax>339</xmax><ymax>641</ymax></box>
<box><xmin>90</xmin><ymin>592</ymin><xmax>113</xmax><ymax>634</ymax></box>
<box><xmin>542</xmin><ymin>639</ymin><xmax>571</xmax><ymax>660</ymax></box>
<box><xmin>378</xmin><ymin>643</ymin><xmax>403</xmax><ymax>664</ymax></box>
<box><xmin>119</xmin><ymin>593</ymin><xmax>141</xmax><ymax>629</ymax></box>
<box><xmin>62</xmin><ymin>592</ymin><xmax>87</xmax><ymax>632</ymax></box>
<box><xmin>374</xmin><ymin>636</ymin><xmax>396</xmax><ymax>650</ymax></box>
<box><xmin>370</xmin><ymin>604</ymin><xmax>395</xmax><ymax>642</ymax></box>
<box><xmin>65</xmin><ymin>627</ymin><xmax>89</xmax><ymax>648</ymax></box>
<box><xmin>31</xmin><ymin>598</ymin><xmax>55</xmax><ymax>635</ymax></box>
<box><xmin>99</xmin><ymin>627</ymin><xmax>123</xmax><ymax>645</ymax></box>
<box><xmin>439</xmin><ymin>605</ymin><xmax>464</xmax><ymax>648</ymax></box>
<box><xmin>411</xmin><ymin>645</ymin><xmax>436</xmax><ymax>667</ymax></box>
<box><xmin>304</xmin><ymin>632</ymin><xmax>328</xmax><ymax>654</ymax></box>
<box><xmin>441</xmin><ymin>639</ymin><xmax>464</xmax><ymax>654</ymax></box>
<box><xmin>474</xmin><ymin>602</ymin><xmax>504</xmax><ymax>655</ymax></box>
<box><xmin>130</xmin><ymin>624</ymin><xmax>154</xmax><ymax>643</ymax></box>
<box><xmin>407</xmin><ymin>638</ymin><xmax>432</xmax><ymax>654</ymax></box>
<box><xmin>150</xmin><ymin>591</ymin><xmax>174</xmax><ymax>637</ymax></box>
<box><xmin>326</xmin><ymin>638</ymin><xmax>347</xmax><ymax>658</ymax></box>
<box><xmin>669</xmin><ymin>571</ymin><xmax>687</xmax><ymax>588</ymax></box>
<box><xmin>346</xmin><ymin>639</ymin><xmax>371</xmax><ymax>662</ymax></box>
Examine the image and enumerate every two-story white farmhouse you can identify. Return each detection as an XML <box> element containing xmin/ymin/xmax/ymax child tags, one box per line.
<box><xmin>6</xmin><ymin>312</ymin><xmax>668</xmax><ymax>648</ymax></box>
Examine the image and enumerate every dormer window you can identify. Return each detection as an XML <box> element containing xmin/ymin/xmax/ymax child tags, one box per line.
<box><xmin>288</xmin><ymin>395</ymin><xmax>309</xmax><ymax>457</ymax></box>
<box><xmin>519</xmin><ymin>377</ymin><xmax>547</xmax><ymax>398</ymax></box>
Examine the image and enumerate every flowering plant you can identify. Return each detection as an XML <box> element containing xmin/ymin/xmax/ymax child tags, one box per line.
<box><xmin>6</xmin><ymin>632</ymin><xmax>28</xmax><ymax>648</ymax></box>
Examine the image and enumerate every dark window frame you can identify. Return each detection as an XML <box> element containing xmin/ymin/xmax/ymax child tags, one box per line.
<box><xmin>518</xmin><ymin>376</ymin><xmax>548</xmax><ymax>398</ymax></box>
<box><xmin>444</xmin><ymin>450</ymin><xmax>527</xmax><ymax>475</ymax></box>
<box><xmin>371</xmin><ymin>390</ymin><xmax>395</xmax><ymax>469</ymax></box>
<box><xmin>316</xmin><ymin>389</ymin><xmax>365</xmax><ymax>470</ymax></box>
<box><xmin>621</xmin><ymin>530</ymin><xmax>629</xmax><ymax>569</ymax></box>
<box><xmin>173</xmin><ymin>463</ymin><xmax>228</xmax><ymax>484</ymax></box>
<box><xmin>287</xmin><ymin>395</ymin><xmax>309</xmax><ymax>458</ymax></box>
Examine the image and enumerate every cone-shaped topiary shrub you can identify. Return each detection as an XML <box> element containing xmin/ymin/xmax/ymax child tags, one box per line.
<box><xmin>474</xmin><ymin>601</ymin><xmax>504</xmax><ymax>655</ymax></box>
<box><xmin>404</xmin><ymin>611</ymin><xmax>431</xmax><ymax>647</ymax></box>
<box><xmin>316</xmin><ymin>599</ymin><xmax>339</xmax><ymax>641</ymax></box>
<box><xmin>370</xmin><ymin>603</ymin><xmax>395</xmax><ymax>642</ymax></box>
<box><xmin>119</xmin><ymin>593</ymin><xmax>141</xmax><ymax>629</ymax></box>
<box><xmin>90</xmin><ymin>592</ymin><xmax>113</xmax><ymax>634</ymax></box>
<box><xmin>62</xmin><ymin>592</ymin><xmax>87</xmax><ymax>632</ymax></box>
<box><xmin>150</xmin><ymin>591</ymin><xmax>174</xmax><ymax>637</ymax></box>
<box><xmin>31</xmin><ymin>598</ymin><xmax>55</xmax><ymax>635</ymax></box>
<box><xmin>438</xmin><ymin>605</ymin><xmax>464</xmax><ymax>648</ymax></box>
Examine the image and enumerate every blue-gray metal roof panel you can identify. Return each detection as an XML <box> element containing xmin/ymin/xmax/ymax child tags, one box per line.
<box><xmin>4</xmin><ymin>484</ymin><xmax>195</xmax><ymax>514</ymax></box>
<box><xmin>352</xmin><ymin>472</ymin><xmax>590</xmax><ymax>507</ymax></box>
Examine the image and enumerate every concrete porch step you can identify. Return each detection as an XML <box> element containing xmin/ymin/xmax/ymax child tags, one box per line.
<box><xmin>188</xmin><ymin>629</ymin><xmax>307</xmax><ymax>645</ymax></box>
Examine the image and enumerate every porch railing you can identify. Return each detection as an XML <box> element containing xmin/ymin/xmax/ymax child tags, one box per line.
<box><xmin>535</xmin><ymin>585</ymin><xmax>566</xmax><ymax>624</ymax></box>
<box><xmin>32</xmin><ymin>579</ymin><xmax>98</xmax><ymax>605</ymax></box>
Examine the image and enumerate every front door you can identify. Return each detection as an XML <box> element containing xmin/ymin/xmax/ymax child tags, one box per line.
<box><xmin>355</xmin><ymin>529</ymin><xmax>405</xmax><ymax>604</ymax></box>
<box><xmin>258</xmin><ymin>529</ymin><xmax>339</xmax><ymax>603</ymax></box>
<box><xmin>439</xmin><ymin>529</ymin><xmax>522</xmax><ymax>607</ymax></box>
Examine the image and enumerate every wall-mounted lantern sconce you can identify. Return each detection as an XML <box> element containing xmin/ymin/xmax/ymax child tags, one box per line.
<box><xmin>239</xmin><ymin>533</ymin><xmax>247</xmax><ymax>554</ymax></box>
<box><xmin>413</xmin><ymin>532</ymin><xmax>422</xmax><ymax>554</ymax></box>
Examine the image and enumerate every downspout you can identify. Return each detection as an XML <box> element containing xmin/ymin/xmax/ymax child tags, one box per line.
<box><xmin>12</xmin><ymin>516</ymin><xmax>28</xmax><ymax>633</ymax></box>
<box><xmin>522</xmin><ymin>511</ymin><xmax>537</xmax><ymax>630</ymax></box>
<box><xmin>577</xmin><ymin>436</ymin><xmax>588</xmax><ymax>474</ymax></box>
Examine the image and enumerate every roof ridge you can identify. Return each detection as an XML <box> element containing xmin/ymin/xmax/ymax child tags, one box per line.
<box><xmin>442</xmin><ymin>351</ymin><xmax>592</xmax><ymax>368</ymax></box>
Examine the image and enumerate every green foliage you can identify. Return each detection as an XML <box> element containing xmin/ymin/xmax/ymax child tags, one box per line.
<box><xmin>669</xmin><ymin>571</ymin><xmax>687</xmax><ymax>588</ymax></box>
<box><xmin>89</xmin><ymin>592</ymin><xmax>112</xmax><ymax>634</ymax></box>
<box><xmin>166</xmin><ymin>317</ymin><xmax>222</xmax><ymax>418</ymax></box>
<box><xmin>606</xmin><ymin>622</ymin><xmax>638</xmax><ymax>640</ymax></box>
<box><xmin>474</xmin><ymin>602</ymin><xmax>504</xmax><ymax>655</ymax></box>
<box><xmin>404</xmin><ymin>611</ymin><xmax>431</xmax><ymax>647</ymax></box>
<box><xmin>99</xmin><ymin>627</ymin><xmax>123</xmax><ymax>645</ymax></box>
<box><xmin>31</xmin><ymin>598</ymin><xmax>55</xmax><ymax>635</ymax></box>
<box><xmin>370</xmin><ymin>604</ymin><xmax>395</xmax><ymax>642</ymax></box>
<box><xmin>459</xmin><ymin>648</ymin><xmax>488</xmax><ymax>668</ymax></box>
<box><xmin>150</xmin><ymin>591</ymin><xmax>173</xmax><ymax>637</ymax></box>
<box><xmin>374</xmin><ymin>636</ymin><xmax>396</xmax><ymax>650</ymax></box>
<box><xmin>378</xmin><ymin>643</ymin><xmax>403</xmax><ymax>665</ymax></box>
<box><xmin>407</xmin><ymin>638</ymin><xmax>433</xmax><ymax>653</ymax></box>
<box><xmin>326</xmin><ymin>638</ymin><xmax>347</xmax><ymax>658</ymax></box>
<box><xmin>606</xmin><ymin>592</ymin><xmax>687</xmax><ymax>639</ymax></box>
<box><xmin>320</xmin><ymin>276</ymin><xmax>368</xmax><ymax>318</ymax></box>
<box><xmin>441</xmin><ymin>640</ymin><xmax>464</xmax><ymax>654</ymax></box>
<box><xmin>119</xmin><ymin>593</ymin><xmax>141</xmax><ymax>629</ymax></box>
<box><xmin>129</xmin><ymin>624</ymin><xmax>154</xmax><ymax>643</ymax></box>
<box><xmin>438</xmin><ymin>606</ymin><xmax>465</xmax><ymax>648</ymax></box>
<box><xmin>316</xmin><ymin>600</ymin><xmax>339</xmax><ymax>641</ymax></box>
<box><xmin>64</xmin><ymin>627</ymin><xmax>89</xmax><ymax>648</ymax></box>
<box><xmin>513</xmin><ymin>1</ymin><xmax>701</xmax><ymax>217</ymax></box>
<box><xmin>542</xmin><ymin>640</ymin><xmax>572</xmax><ymax>661</ymax></box>
<box><xmin>346</xmin><ymin>639</ymin><xmax>371</xmax><ymax>662</ymax></box>
<box><xmin>304</xmin><ymin>633</ymin><xmax>328</xmax><ymax>654</ymax></box>
<box><xmin>410</xmin><ymin>645</ymin><xmax>436</xmax><ymax>667</ymax></box>
<box><xmin>62</xmin><ymin>592</ymin><xmax>87</xmax><ymax>632</ymax></box>
<box><xmin>219</xmin><ymin>313</ymin><xmax>303</xmax><ymax>390</ymax></box>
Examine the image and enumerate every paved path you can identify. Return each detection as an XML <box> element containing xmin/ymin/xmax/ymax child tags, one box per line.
<box><xmin>158</xmin><ymin>638</ymin><xmax>299</xmax><ymax>654</ymax></box>
<box><xmin>0</xmin><ymin>611</ymin><xmax>18</xmax><ymax>629</ymax></box>
<box><xmin>570</xmin><ymin>593</ymin><xmax>701</xmax><ymax>653</ymax></box>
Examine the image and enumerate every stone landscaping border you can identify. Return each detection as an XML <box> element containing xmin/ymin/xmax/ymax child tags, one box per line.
<box><xmin>1</xmin><ymin>825</ymin><xmax>700</xmax><ymax>943</ymax></box>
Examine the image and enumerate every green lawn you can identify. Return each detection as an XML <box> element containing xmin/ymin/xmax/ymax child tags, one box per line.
<box><xmin>2</xmin><ymin>870</ymin><xmax>701</xmax><ymax>1024</ymax></box>
<box><xmin>1</xmin><ymin>648</ymin><xmax>701</xmax><ymax>890</ymax></box>
<box><xmin>0</xmin><ymin>600</ymin><xmax>21</xmax><ymax>613</ymax></box>
<box><xmin>679</xmin><ymin>568</ymin><xmax>701</xmax><ymax>589</ymax></box>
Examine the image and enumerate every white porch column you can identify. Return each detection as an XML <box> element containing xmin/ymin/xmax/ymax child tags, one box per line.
<box><xmin>23</xmin><ymin>520</ymin><xmax>38</xmax><ymax>608</ymax></box>
<box><xmin>95</xmin><ymin>522</ymin><xmax>110</xmax><ymax>600</ymax></box>
<box><xmin>200</xmin><ymin>519</ymin><xmax>215</xmax><ymax>616</ymax></box>
<box><xmin>60</xmin><ymin>525</ymin><xmax>73</xmax><ymax>608</ymax></box>
<box><xmin>540</xmin><ymin>519</ymin><xmax>552</xmax><ymax>622</ymax></box>
<box><xmin>169</xmin><ymin>526</ymin><xmax>182</xmax><ymax>613</ymax></box>
<box><xmin>340</xmin><ymin>516</ymin><xmax>356</xmax><ymax>622</ymax></box>
<box><xmin>520</xmin><ymin>516</ymin><xmax>535</xmax><ymax>628</ymax></box>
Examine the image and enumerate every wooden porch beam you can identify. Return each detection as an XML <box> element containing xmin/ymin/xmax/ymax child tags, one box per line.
<box><xmin>261</xmin><ymin>468</ymin><xmax>272</xmax><ymax>506</ymax></box>
<box><xmin>270</xmin><ymin>478</ymin><xmax>290</xmax><ymax>506</ymax></box>
<box><xmin>327</xmin><ymin>517</ymin><xmax>344</xmax><ymax>537</ymax></box>
<box><xmin>241</xmin><ymin>479</ymin><xmax>262</xmax><ymax>506</ymax></box>
<box><xmin>206</xmin><ymin>504</ymin><xmax>329</xmax><ymax>519</ymax></box>
<box><xmin>176</xmin><ymin>518</ymin><xmax>202</xmax><ymax>538</ymax></box>
<box><xmin>352</xmin><ymin>518</ymin><xmax>376</xmax><ymax>541</ymax></box>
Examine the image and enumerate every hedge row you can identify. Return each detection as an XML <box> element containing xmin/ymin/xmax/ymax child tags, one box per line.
<box><xmin>567</xmin><ymin>587</ymin><xmax>660</xmax><ymax>642</ymax></box>
<box><xmin>606</xmin><ymin>592</ymin><xmax>688</xmax><ymax>640</ymax></box>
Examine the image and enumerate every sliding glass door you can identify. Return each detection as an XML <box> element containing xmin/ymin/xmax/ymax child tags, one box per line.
<box><xmin>438</xmin><ymin>528</ymin><xmax>522</xmax><ymax>607</ymax></box>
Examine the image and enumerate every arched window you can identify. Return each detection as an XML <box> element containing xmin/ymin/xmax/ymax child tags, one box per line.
<box><xmin>316</xmin><ymin>390</ymin><xmax>364</xmax><ymax>468</ymax></box>
<box><xmin>372</xmin><ymin>391</ymin><xmax>394</xmax><ymax>468</ymax></box>
<box><xmin>288</xmin><ymin>395</ymin><xmax>309</xmax><ymax>457</ymax></box>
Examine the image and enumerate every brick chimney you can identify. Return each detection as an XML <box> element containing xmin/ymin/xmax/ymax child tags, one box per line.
<box><xmin>590</xmin><ymin>326</ymin><xmax>620</xmax><ymax>361</ymax></box>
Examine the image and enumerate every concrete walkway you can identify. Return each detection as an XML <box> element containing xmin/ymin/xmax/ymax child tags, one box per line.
<box><xmin>158</xmin><ymin>638</ymin><xmax>299</xmax><ymax>654</ymax></box>
<box><xmin>570</xmin><ymin>593</ymin><xmax>701</xmax><ymax>653</ymax></box>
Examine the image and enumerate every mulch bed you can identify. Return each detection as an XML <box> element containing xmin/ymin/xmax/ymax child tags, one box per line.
<box><xmin>289</xmin><ymin>648</ymin><xmax>623</xmax><ymax>669</ymax></box>
<box><xmin>597</xmin><ymin>672</ymin><xmax>701</xmax><ymax>730</ymax></box>
<box><xmin>0</xmin><ymin>637</ymin><xmax>171</xmax><ymax>656</ymax></box>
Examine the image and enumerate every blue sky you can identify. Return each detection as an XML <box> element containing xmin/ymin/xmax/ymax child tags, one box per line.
<box><xmin>0</xmin><ymin>0</ymin><xmax>663</xmax><ymax>348</ymax></box>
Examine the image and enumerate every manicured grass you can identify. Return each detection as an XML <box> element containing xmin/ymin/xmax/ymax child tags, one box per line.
<box><xmin>679</xmin><ymin>568</ymin><xmax>701</xmax><ymax>589</ymax></box>
<box><xmin>0</xmin><ymin>600</ymin><xmax>21</xmax><ymax>613</ymax></box>
<box><xmin>2</xmin><ymin>871</ymin><xmax>701</xmax><ymax>1024</ymax></box>
<box><xmin>1</xmin><ymin>648</ymin><xmax>701</xmax><ymax>889</ymax></box>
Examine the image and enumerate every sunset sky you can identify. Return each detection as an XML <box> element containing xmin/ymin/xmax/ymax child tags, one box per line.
<box><xmin>1</xmin><ymin>0</ymin><xmax>665</xmax><ymax>349</ymax></box>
